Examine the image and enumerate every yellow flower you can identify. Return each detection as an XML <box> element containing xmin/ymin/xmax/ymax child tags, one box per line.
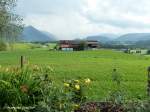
<box><xmin>73</xmin><ymin>104</ymin><xmax>80</xmax><ymax>109</ymax></box>
<box><xmin>74</xmin><ymin>80</ymin><xmax>80</xmax><ymax>83</ymax></box>
<box><xmin>64</xmin><ymin>83</ymin><xmax>70</xmax><ymax>87</ymax></box>
<box><xmin>5</xmin><ymin>68</ymin><xmax>9</xmax><ymax>72</ymax></box>
<box><xmin>85</xmin><ymin>78</ymin><xmax>91</xmax><ymax>84</ymax></box>
<box><xmin>75</xmin><ymin>84</ymin><xmax>80</xmax><ymax>90</ymax></box>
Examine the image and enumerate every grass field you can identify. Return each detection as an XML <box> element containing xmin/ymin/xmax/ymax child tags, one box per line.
<box><xmin>0</xmin><ymin>48</ymin><xmax>150</xmax><ymax>101</ymax></box>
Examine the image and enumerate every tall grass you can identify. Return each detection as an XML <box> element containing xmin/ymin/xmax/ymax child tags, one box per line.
<box><xmin>0</xmin><ymin>65</ymin><xmax>90</xmax><ymax>111</ymax></box>
<box><xmin>0</xmin><ymin>66</ymin><xmax>53</xmax><ymax>107</ymax></box>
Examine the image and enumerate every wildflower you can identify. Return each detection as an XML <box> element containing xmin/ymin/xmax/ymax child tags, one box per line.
<box><xmin>85</xmin><ymin>78</ymin><xmax>91</xmax><ymax>84</ymax></box>
<box><xmin>73</xmin><ymin>104</ymin><xmax>80</xmax><ymax>109</ymax></box>
<box><xmin>74</xmin><ymin>80</ymin><xmax>80</xmax><ymax>83</ymax></box>
<box><xmin>20</xmin><ymin>85</ymin><xmax>29</xmax><ymax>93</ymax></box>
<box><xmin>75</xmin><ymin>84</ymin><xmax>80</xmax><ymax>90</ymax></box>
<box><xmin>64</xmin><ymin>83</ymin><xmax>70</xmax><ymax>87</ymax></box>
<box><xmin>5</xmin><ymin>68</ymin><xmax>9</xmax><ymax>72</ymax></box>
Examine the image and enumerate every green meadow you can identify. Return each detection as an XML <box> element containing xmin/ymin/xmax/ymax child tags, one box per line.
<box><xmin>0</xmin><ymin>45</ymin><xmax>149</xmax><ymax>101</ymax></box>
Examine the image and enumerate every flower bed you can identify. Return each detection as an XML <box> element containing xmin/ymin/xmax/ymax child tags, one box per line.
<box><xmin>0</xmin><ymin>65</ymin><xmax>92</xmax><ymax>111</ymax></box>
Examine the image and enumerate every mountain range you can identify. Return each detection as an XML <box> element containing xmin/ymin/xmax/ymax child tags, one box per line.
<box><xmin>86</xmin><ymin>33</ymin><xmax>120</xmax><ymax>43</ymax></box>
<box><xmin>86</xmin><ymin>33</ymin><xmax>150</xmax><ymax>44</ymax></box>
<box><xmin>116</xmin><ymin>33</ymin><xmax>150</xmax><ymax>42</ymax></box>
<box><xmin>20</xmin><ymin>26</ymin><xmax>150</xmax><ymax>45</ymax></box>
<box><xmin>20</xmin><ymin>26</ymin><xmax>57</xmax><ymax>42</ymax></box>
<box><xmin>86</xmin><ymin>35</ymin><xmax>113</xmax><ymax>43</ymax></box>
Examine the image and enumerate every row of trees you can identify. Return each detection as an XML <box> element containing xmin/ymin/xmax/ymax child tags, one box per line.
<box><xmin>0</xmin><ymin>0</ymin><xmax>23</xmax><ymax>43</ymax></box>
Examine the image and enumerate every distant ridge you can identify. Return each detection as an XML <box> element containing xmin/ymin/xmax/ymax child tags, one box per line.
<box><xmin>87</xmin><ymin>35</ymin><xmax>112</xmax><ymax>43</ymax></box>
<box><xmin>116</xmin><ymin>33</ymin><xmax>150</xmax><ymax>42</ymax></box>
<box><xmin>86</xmin><ymin>34</ymin><xmax>118</xmax><ymax>43</ymax></box>
<box><xmin>21</xmin><ymin>26</ymin><xmax>56</xmax><ymax>42</ymax></box>
<box><xmin>86</xmin><ymin>33</ymin><xmax>150</xmax><ymax>44</ymax></box>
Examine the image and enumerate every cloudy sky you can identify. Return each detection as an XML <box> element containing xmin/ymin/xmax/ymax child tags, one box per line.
<box><xmin>16</xmin><ymin>0</ymin><xmax>150</xmax><ymax>39</ymax></box>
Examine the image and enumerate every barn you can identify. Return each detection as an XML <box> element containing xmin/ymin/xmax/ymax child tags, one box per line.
<box><xmin>58</xmin><ymin>40</ymin><xmax>99</xmax><ymax>51</ymax></box>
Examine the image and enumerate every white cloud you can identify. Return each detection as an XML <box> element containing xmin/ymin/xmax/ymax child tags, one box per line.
<box><xmin>16</xmin><ymin>0</ymin><xmax>150</xmax><ymax>39</ymax></box>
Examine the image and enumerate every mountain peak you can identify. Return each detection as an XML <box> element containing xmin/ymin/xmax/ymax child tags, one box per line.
<box><xmin>21</xmin><ymin>26</ymin><xmax>56</xmax><ymax>42</ymax></box>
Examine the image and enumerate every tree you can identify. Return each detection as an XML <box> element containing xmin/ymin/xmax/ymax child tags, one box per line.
<box><xmin>0</xmin><ymin>0</ymin><xmax>23</xmax><ymax>42</ymax></box>
<box><xmin>78</xmin><ymin>41</ymin><xmax>87</xmax><ymax>50</ymax></box>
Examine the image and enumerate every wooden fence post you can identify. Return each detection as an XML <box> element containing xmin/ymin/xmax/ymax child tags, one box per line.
<box><xmin>147</xmin><ymin>66</ymin><xmax>150</xmax><ymax>96</ymax></box>
<box><xmin>21</xmin><ymin>56</ymin><xmax>25</xmax><ymax>68</ymax></box>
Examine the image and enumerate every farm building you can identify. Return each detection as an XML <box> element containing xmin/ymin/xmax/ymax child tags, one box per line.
<box><xmin>58</xmin><ymin>40</ymin><xmax>99</xmax><ymax>51</ymax></box>
<box><xmin>86</xmin><ymin>40</ymin><xmax>100</xmax><ymax>50</ymax></box>
<box><xmin>124</xmin><ymin>49</ymin><xmax>148</xmax><ymax>55</ymax></box>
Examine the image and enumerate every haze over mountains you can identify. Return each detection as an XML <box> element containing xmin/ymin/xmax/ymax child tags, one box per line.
<box><xmin>86</xmin><ymin>33</ymin><xmax>118</xmax><ymax>43</ymax></box>
<box><xmin>87</xmin><ymin>35</ymin><xmax>113</xmax><ymax>43</ymax></box>
<box><xmin>20</xmin><ymin>26</ymin><xmax>150</xmax><ymax>45</ymax></box>
<box><xmin>86</xmin><ymin>33</ymin><xmax>150</xmax><ymax>44</ymax></box>
<box><xmin>116</xmin><ymin>33</ymin><xmax>150</xmax><ymax>42</ymax></box>
<box><xmin>21</xmin><ymin>26</ymin><xmax>57</xmax><ymax>42</ymax></box>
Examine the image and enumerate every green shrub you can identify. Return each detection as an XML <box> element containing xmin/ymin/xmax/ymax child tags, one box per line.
<box><xmin>34</xmin><ymin>79</ymin><xmax>91</xmax><ymax>112</ymax></box>
<box><xmin>0</xmin><ymin>66</ymin><xmax>90</xmax><ymax>112</ymax></box>
<box><xmin>0</xmin><ymin>66</ymin><xmax>53</xmax><ymax>107</ymax></box>
<box><xmin>0</xmin><ymin>41</ymin><xmax>8</xmax><ymax>51</ymax></box>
